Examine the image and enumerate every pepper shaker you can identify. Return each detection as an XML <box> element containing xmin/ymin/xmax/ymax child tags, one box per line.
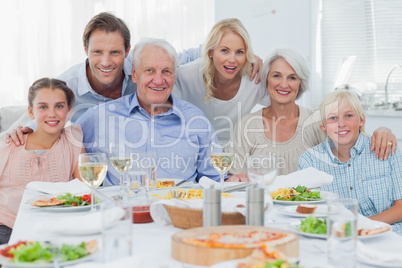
<box><xmin>203</xmin><ymin>185</ymin><xmax>222</xmax><ymax>227</ymax></box>
<box><xmin>246</xmin><ymin>183</ymin><xmax>264</xmax><ymax>226</ymax></box>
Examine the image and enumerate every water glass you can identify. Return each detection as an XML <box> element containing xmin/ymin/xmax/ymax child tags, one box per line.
<box><xmin>127</xmin><ymin>169</ymin><xmax>147</xmax><ymax>198</ymax></box>
<box><xmin>247</xmin><ymin>155</ymin><xmax>277</xmax><ymax>188</ymax></box>
<box><xmin>101</xmin><ymin>199</ymin><xmax>133</xmax><ymax>263</ymax></box>
<box><xmin>131</xmin><ymin>152</ymin><xmax>157</xmax><ymax>192</ymax></box>
<box><xmin>327</xmin><ymin>198</ymin><xmax>358</xmax><ymax>268</ymax></box>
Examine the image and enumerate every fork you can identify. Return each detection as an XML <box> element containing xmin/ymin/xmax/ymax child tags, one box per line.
<box><xmin>170</xmin><ymin>190</ymin><xmax>186</xmax><ymax>199</ymax></box>
<box><xmin>277</xmin><ymin>194</ymin><xmax>320</xmax><ymax>201</ymax></box>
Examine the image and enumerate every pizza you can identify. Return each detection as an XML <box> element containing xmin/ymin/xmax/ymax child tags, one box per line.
<box><xmin>31</xmin><ymin>197</ymin><xmax>66</xmax><ymax>207</ymax></box>
<box><xmin>183</xmin><ymin>230</ymin><xmax>295</xmax><ymax>249</ymax></box>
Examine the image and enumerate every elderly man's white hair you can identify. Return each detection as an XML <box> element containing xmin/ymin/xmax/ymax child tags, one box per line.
<box><xmin>132</xmin><ymin>38</ymin><xmax>178</xmax><ymax>70</ymax></box>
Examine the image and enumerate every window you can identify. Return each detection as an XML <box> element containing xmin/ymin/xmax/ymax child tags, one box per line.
<box><xmin>0</xmin><ymin>0</ymin><xmax>214</xmax><ymax>107</ymax></box>
<box><xmin>311</xmin><ymin>0</ymin><xmax>402</xmax><ymax>108</ymax></box>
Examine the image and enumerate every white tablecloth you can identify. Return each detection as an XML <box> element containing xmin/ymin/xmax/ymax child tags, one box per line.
<box><xmin>9</xmin><ymin>187</ymin><xmax>402</xmax><ymax>268</ymax></box>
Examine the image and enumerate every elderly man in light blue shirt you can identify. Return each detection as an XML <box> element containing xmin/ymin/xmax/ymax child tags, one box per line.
<box><xmin>76</xmin><ymin>38</ymin><xmax>220</xmax><ymax>185</ymax></box>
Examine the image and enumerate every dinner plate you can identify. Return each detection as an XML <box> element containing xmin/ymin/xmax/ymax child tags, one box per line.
<box><xmin>288</xmin><ymin>220</ymin><xmax>392</xmax><ymax>240</ymax></box>
<box><xmin>288</xmin><ymin>221</ymin><xmax>327</xmax><ymax>239</ymax></box>
<box><xmin>25</xmin><ymin>195</ymin><xmax>101</xmax><ymax>212</ymax></box>
<box><xmin>277</xmin><ymin>204</ymin><xmax>329</xmax><ymax>218</ymax></box>
<box><xmin>0</xmin><ymin>243</ymin><xmax>96</xmax><ymax>268</ymax></box>
<box><xmin>210</xmin><ymin>259</ymin><xmax>244</xmax><ymax>268</ymax></box>
<box><xmin>357</xmin><ymin>257</ymin><xmax>402</xmax><ymax>268</ymax></box>
<box><xmin>272</xmin><ymin>191</ymin><xmax>338</xmax><ymax>205</ymax></box>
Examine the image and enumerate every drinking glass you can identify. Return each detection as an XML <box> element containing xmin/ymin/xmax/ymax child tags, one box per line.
<box><xmin>101</xmin><ymin>199</ymin><xmax>133</xmax><ymax>262</ymax></box>
<box><xmin>327</xmin><ymin>198</ymin><xmax>358</xmax><ymax>268</ymax></box>
<box><xmin>78</xmin><ymin>153</ymin><xmax>108</xmax><ymax>212</ymax></box>
<box><xmin>247</xmin><ymin>155</ymin><xmax>277</xmax><ymax>189</ymax></box>
<box><xmin>210</xmin><ymin>140</ymin><xmax>235</xmax><ymax>192</ymax></box>
<box><xmin>127</xmin><ymin>168</ymin><xmax>147</xmax><ymax>199</ymax></box>
<box><xmin>109</xmin><ymin>143</ymin><xmax>134</xmax><ymax>196</ymax></box>
<box><xmin>131</xmin><ymin>152</ymin><xmax>157</xmax><ymax>195</ymax></box>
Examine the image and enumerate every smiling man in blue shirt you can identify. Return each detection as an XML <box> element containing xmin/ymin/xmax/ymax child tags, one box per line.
<box><xmin>76</xmin><ymin>38</ymin><xmax>220</xmax><ymax>186</ymax></box>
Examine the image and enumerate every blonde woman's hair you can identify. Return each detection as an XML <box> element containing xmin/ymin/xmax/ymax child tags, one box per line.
<box><xmin>201</xmin><ymin>18</ymin><xmax>255</xmax><ymax>101</ymax></box>
<box><xmin>319</xmin><ymin>89</ymin><xmax>366</xmax><ymax>135</ymax></box>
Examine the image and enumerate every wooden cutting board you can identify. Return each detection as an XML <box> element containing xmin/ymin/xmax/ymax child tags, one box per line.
<box><xmin>171</xmin><ymin>225</ymin><xmax>299</xmax><ymax>266</ymax></box>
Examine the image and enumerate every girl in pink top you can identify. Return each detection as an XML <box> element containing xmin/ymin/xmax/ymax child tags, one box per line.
<box><xmin>0</xmin><ymin>78</ymin><xmax>84</xmax><ymax>244</ymax></box>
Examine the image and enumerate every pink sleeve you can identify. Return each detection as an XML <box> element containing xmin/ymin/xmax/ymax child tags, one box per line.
<box><xmin>64</xmin><ymin>125</ymin><xmax>83</xmax><ymax>179</ymax></box>
<box><xmin>0</xmin><ymin>140</ymin><xmax>12</xmax><ymax>175</ymax></box>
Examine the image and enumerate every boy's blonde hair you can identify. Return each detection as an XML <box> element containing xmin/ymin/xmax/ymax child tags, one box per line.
<box><xmin>319</xmin><ymin>89</ymin><xmax>366</xmax><ymax>135</ymax></box>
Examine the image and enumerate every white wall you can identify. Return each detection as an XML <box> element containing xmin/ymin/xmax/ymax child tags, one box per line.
<box><xmin>215</xmin><ymin>0</ymin><xmax>313</xmax><ymax>107</ymax></box>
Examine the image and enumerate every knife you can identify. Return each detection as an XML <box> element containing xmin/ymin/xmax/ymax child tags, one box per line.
<box><xmin>223</xmin><ymin>182</ymin><xmax>250</xmax><ymax>193</ymax></box>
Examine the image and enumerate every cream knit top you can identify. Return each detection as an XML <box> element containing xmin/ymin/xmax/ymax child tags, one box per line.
<box><xmin>230</xmin><ymin>106</ymin><xmax>325</xmax><ymax>176</ymax></box>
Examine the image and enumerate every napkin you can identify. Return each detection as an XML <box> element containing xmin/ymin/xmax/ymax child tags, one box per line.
<box><xmin>269</xmin><ymin>167</ymin><xmax>333</xmax><ymax>190</ymax></box>
<box><xmin>150</xmin><ymin>192</ymin><xmax>273</xmax><ymax>226</ymax></box>
<box><xmin>26</xmin><ymin>178</ymin><xmax>90</xmax><ymax>195</ymax></box>
<box><xmin>33</xmin><ymin>206</ymin><xmax>125</xmax><ymax>235</ymax></box>
<box><xmin>198</xmin><ymin>176</ymin><xmax>220</xmax><ymax>189</ymax></box>
<box><xmin>357</xmin><ymin>240</ymin><xmax>402</xmax><ymax>264</ymax></box>
<box><xmin>66</xmin><ymin>256</ymin><xmax>143</xmax><ymax>268</ymax></box>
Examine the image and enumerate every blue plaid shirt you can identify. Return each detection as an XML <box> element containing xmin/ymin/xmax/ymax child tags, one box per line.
<box><xmin>299</xmin><ymin>134</ymin><xmax>402</xmax><ymax>235</ymax></box>
<box><xmin>75</xmin><ymin>93</ymin><xmax>220</xmax><ymax>186</ymax></box>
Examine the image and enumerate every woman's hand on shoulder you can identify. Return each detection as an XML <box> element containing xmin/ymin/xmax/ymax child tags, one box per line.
<box><xmin>370</xmin><ymin>127</ymin><xmax>397</xmax><ymax>160</ymax></box>
<box><xmin>250</xmin><ymin>56</ymin><xmax>263</xmax><ymax>84</ymax></box>
<box><xmin>227</xmin><ymin>173</ymin><xmax>250</xmax><ymax>182</ymax></box>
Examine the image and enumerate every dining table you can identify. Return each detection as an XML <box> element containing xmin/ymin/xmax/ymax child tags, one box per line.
<box><xmin>7</xmin><ymin>184</ymin><xmax>402</xmax><ymax>268</ymax></box>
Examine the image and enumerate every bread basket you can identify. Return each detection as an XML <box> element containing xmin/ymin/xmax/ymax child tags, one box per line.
<box><xmin>163</xmin><ymin>204</ymin><xmax>245</xmax><ymax>229</ymax></box>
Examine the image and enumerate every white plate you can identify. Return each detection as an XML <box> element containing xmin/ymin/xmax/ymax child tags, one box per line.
<box><xmin>277</xmin><ymin>204</ymin><xmax>329</xmax><ymax>218</ymax></box>
<box><xmin>357</xmin><ymin>257</ymin><xmax>402</xmax><ymax>268</ymax></box>
<box><xmin>357</xmin><ymin>220</ymin><xmax>392</xmax><ymax>240</ymax></box>
<box><xmin>272</xmin><ymin>191</ymin><xmax>338</xmax><ymax>205</ymax></box>
<box><xmin>288</xmin><ymin>220</ymin><xmax>392</xmax><ymax>240</ymax></box>
<box><xmin>210</xmin><ymin>259</ymin><xmax>244</xmax><ymax>268</ymax></box>
<box><xmin>288</xmin><ymin>221</ymin><xmax>327</xmax><ymax>239</ymax></box>
<box><xmin>0</xmin><ymin>243</ymin><xmax>96</xmax><ymax>267</ymax></box>
<box><xmin>25</xmin><ymin>195</ymin><xmax>100</xmax><ymax>212</ymax></box>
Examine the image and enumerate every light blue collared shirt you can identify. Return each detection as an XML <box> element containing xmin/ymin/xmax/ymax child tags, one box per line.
<box><xmin>75</xmin><ymin>93</ymin><xmax>220</xmax><ymax>186</ymax></box>
<box><xmin>299</xmin><ymin>134</ymin><xmax>402</xmax><ymax>235</ymax></box>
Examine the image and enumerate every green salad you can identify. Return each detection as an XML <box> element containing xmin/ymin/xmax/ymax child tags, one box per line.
<box><xmin>298</xmin><ymin>216</ymin><xmax>327</xmax><ymax>234</ymax></box>
<box><xmin>10</xmin><ymin>241</ymin><xmax>89</xmax><ymax>263</ymax></box>
<box><xmin>273</xmin><ymin>185</ymin><xmax>321</xmax><ymax>201</ymax></box>
<box><xmin>56</xmin><ymin>193</ymin><xmax>99</xmax><ymax>206</ymax></box>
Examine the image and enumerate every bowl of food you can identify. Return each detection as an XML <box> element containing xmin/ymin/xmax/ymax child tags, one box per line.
<box><xmin>132</xmin><ymin>198</ymin><xmax>157</xmax><ymax>224</ymax></box>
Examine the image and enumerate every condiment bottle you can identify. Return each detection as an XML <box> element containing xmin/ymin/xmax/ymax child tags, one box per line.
<box><xmin>203</xmin><ymin>185</ymin><xmax>222</xmax><ymax>227</ymax></box>
<box><xmin>246</xmin><ymin>183</ymin><xmax>264</xmax><ymax>226</ymax></box>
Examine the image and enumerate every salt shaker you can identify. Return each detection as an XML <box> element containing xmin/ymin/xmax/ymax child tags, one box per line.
<box><xmin>246</xmin><ymin>183</ymin><xmax>264</xmax><ymax>226</ymax></box>
<box><xmin>203</xmin><ymin>185</ymin><xmax>222</xmax><ymax>227</ymax></box>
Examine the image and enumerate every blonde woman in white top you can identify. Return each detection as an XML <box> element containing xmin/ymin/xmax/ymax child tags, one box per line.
<box><xmin>173</xmin><ymin>18</ymin><xmax>270</xmax><ymax>141</ymax></box>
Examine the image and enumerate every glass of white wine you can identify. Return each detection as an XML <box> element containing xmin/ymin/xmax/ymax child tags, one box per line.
<box><xmin>109</xmin><ymin>143</ymin><xmax>134</xmax><ymax>196</ymax></box>
<box><xmin>78</xmin><ymin>153</ymin><xmax>108</xmax><ymax>212</ymax></box>
<box><xmin>210</xmin><ymin>140</ymin><xmax>235</xmax><ymax>192</ymax></box>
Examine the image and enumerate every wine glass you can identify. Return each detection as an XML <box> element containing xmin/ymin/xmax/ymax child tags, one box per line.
<box><xmin>78</xmin><ymin>153</ymin><xmax>108</xmax><ymax>212</ymax></box>
<box><xmin>109</xmin><ymin>143</ymin><xmax>134</xmax><ymax>197</ymax></box>
<box><xmin>247</xmin><ymin>155</ymin><xmax>277</xmax><ymax>189</ymax></box>
<box><xmin>210</xmin><ymin>140</ymin><xmax>235</xmax><ymax>192</ymax></box>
